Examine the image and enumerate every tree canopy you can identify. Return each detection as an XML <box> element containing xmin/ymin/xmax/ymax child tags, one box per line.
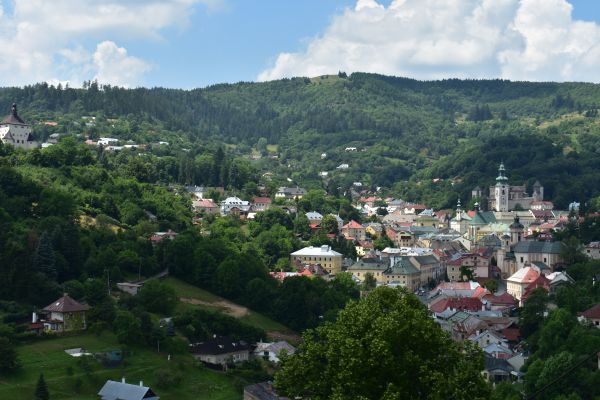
<box><xmin>274</xmin><ymin>286</ymin><xmax>490</xmax><ymax>400</ymax></box>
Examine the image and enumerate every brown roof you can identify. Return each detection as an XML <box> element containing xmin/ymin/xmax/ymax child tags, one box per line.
<box><xmin>43</xmin><ymin>294</ymin><xmax>89</xmax><ymax>313</ymax></box>
<box><xmin>2</xmin><ymin>103</ymin><xmax>26</xmax><ymax>125</ymax></box>
<box><xmin>580</xmin><ymin>303</ymin><xmax>600</xmax><ymax>320</ymax></box>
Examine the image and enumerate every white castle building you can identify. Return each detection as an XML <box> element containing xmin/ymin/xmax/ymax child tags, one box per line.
<box><xmin>0</xmin><ymin>103</ymin><xmax>38</xmax><ymax>150</ymax></box>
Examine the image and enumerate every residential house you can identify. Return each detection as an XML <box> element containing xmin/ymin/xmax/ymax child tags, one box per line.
<box><xmin>384</xmin><ymin>258</ymin><xmax>421</xmax><ymax>290</ymax></box>
<box><xmin>585</xmin><ymin>242</ymin><xmax>600</xmax><ymax>260</ymax></box>
<box><xmin>483</xmin><ymin>355</ymin><xmax>513</xmax><ymax>383</ymax></box>
<box><xmin>506</xmin><ymin>266</ymin><xmax>550</xmax><ymax>306</ymax></box>
<box><xmin>383</xmin><ymin>255</ymin><xmax>442</xmax><ymax>290</ymax></box>
<box><xmin>190</xmin><ymin>336</ymin><xmax>250</xmax><ymax>367</ymax></box>
<box><xmin>483</xmin><ymin>292</ymin><xmax>518</xmax><ymax>312</ymax></box>
<box><xmin>252</xmin><ymin>197</ymin><xmax>272</xmax><ymax>212</ymax></box>
<box><xmin>39</xmin><ymin>294</ymin><xmax>90</xmax><ymax>332</ymax></box>
<box><xmin>98</xmin><ymin>379</ymin><xmax>159</xmax><ymax>400</ymax></box>
<box><xmin>192</xmin><ymin>199</ymin><xmax>219</xmax><ymax>214</ymax></box>
<box><xmin>244</xmin><ymin>382</ymin><xmax>289</xmax><ymax>400</ymax></box>
<box><xmin>342</xmin><ymin>220</ymin><xmax>366</xmax><ymax>241</ymax></box>
<box><xmin>578</xmin><ymin>304</ymin><xmax>600</xmax><ymax>328</ymax></box>
<box><xmin>347</xmin><ymin>259</ymin><xmax>389</xmax><ymax>283</ymax></box>
<box><xmin>149</xmin><ymin>230</ymin><xmax>178</xmax><ymax>244</ymax></box>
<box><xmin>483</xmin><ymin>343</ymin><xmax>514</xmax><ymax>360</ymax></box>
<box><xmin>290</xmin><ymin>245</ymin><xmax>343</xmax><ymax>275</ymax></box>
<box><xmin>220</xmin><ymin>197</ymin><xmax>251</xmax><ymax>217</ymax></box>
<box><xmin>253</xmin><ymin>341</ymin><xmax>296</xmax><ymax>363</ymax></box>
<box><xmin>429</xmin><ymin>281</ymin><xmax>485</xmax><ymax>300</ymax></box>
<box><xmin>364</xmin><ymin>222</ymin><xmax>383</xmax><ymax>238</ymax></box>
<box><xmin>446</xmin><ymin>253</ymin><xmax>491</xmax><ymax>282</ymax></box>
<box><xmin>403</xmin><ymin>203</ymin><xmax>427</xmax><ymax>215</ymax></box>
<box><xmin>469</xmin><ymin>330</ymin><xmax>508</xmax><ymax>349</ymax></box>
<box><xmin>0</xmin><ymin>103</ymin><xmax>39</xmax><ymax>149</ymax></box>
<box><xmin>305</xmin><ymin>211</ymin><xmax>323</xmax><ymax>225</ymax></box>
<box><xmin>355</xmin><ymin>240</ymin><xmax>374</xmax><ymax>257</ymax></box>
<box><xmin>275</xmin><ymin>187</ymin><xmax>307</xmax><ymax>200</ymax></box>
<box><xmin>429</xmin><ymin>297</ymin><xmax>485</xmax><ymax>315</ymax></box>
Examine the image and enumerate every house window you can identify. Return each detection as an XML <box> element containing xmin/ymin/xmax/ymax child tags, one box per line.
<box><xmin>544</xmin><ymin>257</ymin><xmax>547</xmax><ymax>263</ymax></box>
<box><xmin>520</xmin><ymin>257</ymin><xmax>524</xmax><ymax>263</ymax></box>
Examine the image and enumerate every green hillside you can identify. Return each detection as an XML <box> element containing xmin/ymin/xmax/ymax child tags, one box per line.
<box><xmin>1</xmin><ymin>73</ymin><xmax>599</xmax><ymax>208</ymax></box>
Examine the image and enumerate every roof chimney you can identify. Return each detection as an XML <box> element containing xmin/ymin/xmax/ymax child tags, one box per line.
<box><xmin>139</xmin><ymin>381</ymin><xmax>143</xmax><ymax>387</ymax></box>
<box><xmin>122</xmin><ymin>377</ymin><xmax>126</xmax><ymax>384</ymax></box>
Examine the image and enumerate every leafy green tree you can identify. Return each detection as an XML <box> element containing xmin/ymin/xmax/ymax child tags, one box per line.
<box><xmin>35</xmin><ymin>373</ymin><xmax>49</xmax><ymax>400</ymax></box>
<box><xmin>275</xmin><ymin>287</ymin><xmax>490</xmax><ymax>399</ymax></box>
<box><xmin>363</xmin><ymin>272</ymin><xmax>377</xmax><ymax>291</ymax></box>
<box><xmin>0</xmin><ymin>337</ymin><xmax>20</xmax><ymax>372</ymax></box>
<box><xmin>561</xmin><ymin>237</ymin><xmax>587</xmax><ymax>266</ymax></box>
<box><xmin>113</xmin><ymin>310</ymin><xmax>141</xmax><ymax>344</ymax></box>
<box><xmin>482</xmin><ymin>279</ymin><xmax>498</xmax><ymax>293</ymax></box>
<box><xmin>320</xmin><ymin>215</ymin><xmax>339</xmax><ymax>234</ymax></box>
<box><xmin>520</xmin><ymin>287</ymin><xmax>549</xmax><ymax>341</ymax></box>
<box><xmin>459</xmin><ymin>265</ymin><xmax>474</xmax><ymax>282</ymax></box>
<box><xmin>137</xmin><ymin>280</ymin><xmax>178</xmax><ymax>315</ymax></box>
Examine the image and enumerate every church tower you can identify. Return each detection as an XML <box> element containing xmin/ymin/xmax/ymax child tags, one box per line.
<box><xmin>532</xmin><ymin>180</ymin><xmax>544</xmax><ymax>201</ymax></box>
<box><xmin>509</xmin><ymin>215</ymin><xmax>524</xmax><ymax>245</ymax></box>
<box><xmin>494</xmin><ymin>162</ymin><xmax>509</xmax><ymax>212</ymax></box>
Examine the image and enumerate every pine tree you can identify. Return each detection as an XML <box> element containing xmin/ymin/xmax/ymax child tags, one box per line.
<box><xmin>35</xmin><ymin>373</ymin><xmax>49</xmax><ymax>400</ymax></box>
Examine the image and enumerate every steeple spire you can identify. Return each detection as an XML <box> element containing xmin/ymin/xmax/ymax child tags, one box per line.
<box><xmin>496</xmin><ymin>161</ymin><xmax>508</xmax><ymax>182</ymax></box>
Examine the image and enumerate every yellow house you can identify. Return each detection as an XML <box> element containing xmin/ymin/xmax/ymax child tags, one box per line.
<box><xmin>290</xmin><ymin>245</ymin><xmax>343</xmax><ymax>275</ymax></box>
<box><xmin>383</xmin><ymin>258</ymin><xmax>421</xmax><ymax>291</ymax></box>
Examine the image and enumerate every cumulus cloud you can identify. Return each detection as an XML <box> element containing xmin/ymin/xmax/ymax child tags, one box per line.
<box><xmin>258</xmin><ymin>0</ymin><xmax>600</xmax><ymax>83</ymax></box>
<box><xmin>0</xmin><ymin>0</ymin><xmax>221</xmax><ymax>87</ymax></box>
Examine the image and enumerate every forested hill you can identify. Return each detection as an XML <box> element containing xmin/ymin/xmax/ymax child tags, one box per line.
<box><xmin>3</xmin><ymin>73</ymin><xmax>600</xmax><ymax>208</ymax></box>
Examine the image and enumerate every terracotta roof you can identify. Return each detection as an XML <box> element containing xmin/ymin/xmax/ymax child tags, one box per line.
<box><xmin>43</xmin><ymin>295</ymin><xmax>89</xmax><ymax>313</ymax></box>
<box><xmin>253</xmin><ymin>197</ymin><xmax>272</xmax><ymax>204</ymax></box>
<box><xmin>343</xmin><ymin>220</ymin><xmax>364</xmax><ymax>229</ymax></box>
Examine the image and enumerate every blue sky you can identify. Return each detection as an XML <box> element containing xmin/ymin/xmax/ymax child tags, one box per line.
<box><xmin>0</xmin><ymin>0</ymin><xmax>599</xmax><ymax>88</ymax></box>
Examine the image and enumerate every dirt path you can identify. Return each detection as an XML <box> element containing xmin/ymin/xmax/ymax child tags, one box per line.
<box><xmin>266</xmin><ymin>331</ymin><xmax>302</xmax><ymax>344</ymax></box>
<box><xmin>179</xmin><ymin>297</ymin><xmax>249</xmax><ymax>318</ymax></box>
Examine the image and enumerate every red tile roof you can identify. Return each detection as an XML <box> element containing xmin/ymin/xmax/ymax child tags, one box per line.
<box><xmin>484</xmin><ymin>292</ymin><xmax>517</xmax><ymax>306</ymax></box>
<box><xmin>253</xmin><ymin>197</ymin><xmax>272</xmax><ymax>204</ymax></box>
<box><xmin>429</xmin><ymin>297</ymin><xmax>483</xmax><ymax>313</ymax></box>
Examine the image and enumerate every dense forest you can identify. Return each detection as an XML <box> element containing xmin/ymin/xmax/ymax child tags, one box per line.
<box><xmin>2</xmin><ymin>73</ymin><xmax>600</xmax><ymax>209</ymax></box>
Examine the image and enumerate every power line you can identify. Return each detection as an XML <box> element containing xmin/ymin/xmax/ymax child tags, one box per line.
<box><xmin>526</xmin><ymin>350</ymin><xmax>598</xmax><ymax>400</ymax></box>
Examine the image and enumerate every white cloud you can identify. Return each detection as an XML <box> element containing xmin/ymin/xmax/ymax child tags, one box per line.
<box><xmin>0</xmin><ymin>0</ymin><xmax>223</xmax><ymax>87</ymax></box>
<box><xmin>259</xmin><ymin>0</ymin><xmax>600</xmax><ymax>83</ymax></box>
<box><xmin>93</xmin><ymin>41</ymin><xmax>151</xmax><ymax>88</ymax></box>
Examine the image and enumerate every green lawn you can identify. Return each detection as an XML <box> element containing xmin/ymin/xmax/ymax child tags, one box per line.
<box><xmin>163</xmin><ymin>277</ymin><xmax>223</xmax><ymax>302</ymax></box>
<box><xmin>0</xmin><ymin>333</ymin><xmax>240</xmax><ymax>400</ymax></box>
